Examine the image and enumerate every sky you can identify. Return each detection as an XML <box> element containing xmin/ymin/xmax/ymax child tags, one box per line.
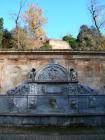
<box><xmin>0</xmin><ymin>0</ymin><xmax>104</xmax><ymax>39</ymax></box>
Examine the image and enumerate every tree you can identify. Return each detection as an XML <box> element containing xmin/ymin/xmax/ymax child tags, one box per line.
<box><xmin>0</xmin><ymin>18</ymin><xmax>3</xmax><ymax>48</ymax></box>
<box><xmin>88</xmin><ymin>0</ymin><xmax>105</xmax><ymax>35</ymax></box>
<box><xmin>13</xmin><ymin>0</ymin><xmax>28</xmax><ymax>49</ymax></box>
<box><xmin>62</xmin><ymin>35</ymin><xmax>78</xmax><ymax>49</ymax></box>
<box><xmin>77</xmin><ymin>25</ymin><xmax>105</xmax><ymax>50</ymax></box>
<box><xmin>11</xmin><ymin>3</ymin><xmax>47</xmax><ymax>49</ymax></box>
<box><xmin>2</xmin><ymin>29</ymin><xmax>12</xmax><ymax>48</ymax></box>
<box><xmin>22</xmin><ymin>4</ymin><xmax>47</xmax><ymax>48</ymax></box>
<box><xmin>11</xmin><ymin>27</ymin><xmax>29</xmax><ymax>49</ymax></box>
<box><xmin>15</xmin><ymin>0</ymin><xmax>28</xmax><ymax>29</ymax></box>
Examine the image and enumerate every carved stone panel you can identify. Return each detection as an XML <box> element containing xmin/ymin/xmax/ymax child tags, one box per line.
<box><xmin>35</xmin><ymin>64</ymin><xmax>69</xmax><ymax>81</ymax></box>
<box><xmin>6</xmin><ymin>63</ymin><xmax>103</xmax><ymax>115</ymax></box>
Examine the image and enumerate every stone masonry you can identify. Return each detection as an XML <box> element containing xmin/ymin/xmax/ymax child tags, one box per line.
<box><xmin>0</xmin><ymin>50</ymin><xmax>105</xmax><ymax>94</ymax></box>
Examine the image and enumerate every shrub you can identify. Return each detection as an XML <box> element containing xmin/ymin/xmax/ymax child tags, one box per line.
<box><xmin>62</xmin><ymin>35</ymin><xmax>78</xmax><ymax>49</ymax></box>
<box><xmin>40</xmin><ymin>43</ymin><xmax>52</xmax><ymax>49</ymax></box>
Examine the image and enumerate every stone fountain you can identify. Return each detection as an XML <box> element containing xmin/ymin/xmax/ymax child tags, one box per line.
<box><xmin>0</xmin><ymin>63</ymin><xmax>104</xmax><ymax>126</ymax></box>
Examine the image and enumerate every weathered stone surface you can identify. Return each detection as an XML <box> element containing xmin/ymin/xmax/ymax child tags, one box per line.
<box><xmin>4</xmin><ymin>63</ymin><xmax>103</xmax><ymax>115</ymax></box>
<box><xmin>0</xmin><ymin>50</ymin><xmax>105</xmax><ymax>94</ymax></box>
<box><xmin>49</xmin><ymin>39</ymin><xmax>71</xmax><ymax>49</ymax></box>
<box><xmin>0</xmin><ymin>60</ymin><xmax>104</xmax><ymax>126</ymax></box>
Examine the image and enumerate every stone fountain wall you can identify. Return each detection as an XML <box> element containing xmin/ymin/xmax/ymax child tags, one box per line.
<box><xmin>0</xmin><ymin>50</ymin><xmax>105</xmax><ymax>94</ymax></box>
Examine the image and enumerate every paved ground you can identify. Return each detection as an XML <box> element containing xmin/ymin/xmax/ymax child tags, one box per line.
<box><xmin>0</xmin><ymin>126</ymin><xmax>105</xmax><ymax>140</ymax></box>
<box><xmin>0</xmin><ymin>134</ymin><xmax>105</xmax><ymax>140</ymax></box>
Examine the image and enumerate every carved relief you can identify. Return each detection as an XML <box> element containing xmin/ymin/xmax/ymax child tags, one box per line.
<box><xmin>69</xmin><ymin>68</ymin><xmax>78</xmax><ymax>82</ymax></box>
<box><xmin>69</xmin><ymin>99</ymin><xmax>78</xmax><ymax>110</ymax></box>
<box><xmin>28</xmin><ymin>68</ymin><xmax>36</xmax><ymax>82</ymax></box>
<box><xmin>36</xmin><ymin>64</ymin><xmax>68</xmax><ymax>81</ymax></box>
<box><xmin>49</xmin><ymin>98</ymin><xmax>57</xmax><ymax>110</ymax></box>
<box><xmin>6</xmin><ymin>63</ymin><xmax>100</xmax><ymax>114</ymax></box>
<box><xmin>88</xmin><ymin>97</ymin><xmax>96</xmax><ymax>108</ymax></box>
<box><xmin>35</xmin><ymin>64</ymin><xmax>69</xmax><ymax>96</ymax></box>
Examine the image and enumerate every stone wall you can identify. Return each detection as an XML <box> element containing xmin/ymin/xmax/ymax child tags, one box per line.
<box><xmin>0</xmin><ymin>50</ymin><xmax>105</xmax><ymax>94</ymax></box>
<box><xmin>49</xmin><ymin>39</ymin><xmax>71</xmax><ymax>49</ymax></box>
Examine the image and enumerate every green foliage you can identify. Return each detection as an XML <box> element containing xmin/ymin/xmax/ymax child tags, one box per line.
<box><xmin>62</xmin><ymin>35</ymin><xmax>78</xmax><ymax>49</ymax></box>
<box><xmin>0</xmin><ymin>18</ymin><xmax>3</xmax><ymax>48</ymax></box>
<box><xmin>77</xmin><ymin>25</ymin><xmax>105</xmax><ymax>50</ymax></box>
<box><xmin>62</xmin><ymin>25</ymin><xmax>105</xmax><ymax>51</ymax></box>
<box><xmin>11</xmin><ymin>27</ymin><xmax>29</xmax><ymax>49</ymax></box>
<box><xmin>41</xmin><ymin>43</ymin><xmax>52</xmax><ymax>49</ymax></box>
<box><xmin>2</xmin><ymin>29</ymin><xmax>12</xmax><ymax>48</ymax></box>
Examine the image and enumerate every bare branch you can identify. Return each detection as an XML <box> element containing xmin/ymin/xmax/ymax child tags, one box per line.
<box><xmin>15</xmin><ymin>0</ymin><xmax>28</xmax><ymax>28</ymax></box>
<box><xmin>88</xmin><ymin>0</ymin><xmax>105</xmax><ymax>35</ymax></box>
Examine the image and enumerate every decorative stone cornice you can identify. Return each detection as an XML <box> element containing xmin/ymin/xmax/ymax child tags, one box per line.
<box><xmin>0</xmin><ymin>50</ymin><xmax>105</xmax><ymax>55</ymax></box>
